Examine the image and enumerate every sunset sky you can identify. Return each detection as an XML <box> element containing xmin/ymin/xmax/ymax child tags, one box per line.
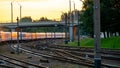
<box><xmin>0</xmin><ymin>0</ymin><xmax>82</xmax><ymax>23</ymax></box>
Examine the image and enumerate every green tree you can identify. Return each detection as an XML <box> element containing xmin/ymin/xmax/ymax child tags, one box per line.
<box><xmin>80</xmin><ymin>0</ymin><xmax>94</xmax><ymax>37</ymax></box>
<box><xmin>20</xmin><ymin>16</ymin><xmax>32</xmax><ymax>22</ymax></box>
<box><xmin>100</xmin><ymin>0</ymin><xmax>120</xmax><ymax>37</ymax></box>
<box><xmin>80</xmin><ymin>0</ymin><xmax>120</xmax><ymax>38</ymax></box>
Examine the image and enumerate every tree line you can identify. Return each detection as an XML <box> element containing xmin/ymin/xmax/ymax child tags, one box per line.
<box><xmin>20</xmin><ymin>17</ymin><xmax>58</xmax><ymax>22</ymax></box>
<box><xmin>80</xmin><ymin>0</ymin><xmax>120</xmax><ymax>38</ymax></box>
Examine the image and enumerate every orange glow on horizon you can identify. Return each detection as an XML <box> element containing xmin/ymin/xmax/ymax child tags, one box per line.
<box><xmin>0</xmin><ymin>0</ymin><xmax>83</xmax><ymax>23</ymax></box>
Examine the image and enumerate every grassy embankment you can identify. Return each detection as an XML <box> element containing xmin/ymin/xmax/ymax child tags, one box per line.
<box><xmin>65</xmin><ymin>36</ymin><xmax>120</xmax><ymax>49</ymax></box>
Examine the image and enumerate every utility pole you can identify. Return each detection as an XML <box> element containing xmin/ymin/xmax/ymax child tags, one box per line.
<box><xmin>94</xmin><ymin>0</ymin><xmax>101</xmax><ymax>68</ymax></box>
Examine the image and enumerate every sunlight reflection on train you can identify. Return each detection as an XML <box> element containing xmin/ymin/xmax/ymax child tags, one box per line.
<box><xmin>0</xmin><ymin>32</ymin><xmax>65</xmax><ymax>41</ymax></box>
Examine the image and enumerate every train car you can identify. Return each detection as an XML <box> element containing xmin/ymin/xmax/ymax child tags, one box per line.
<box><xmin>11</xmin><ymin>32</ymin><xmax>17</xmax><ymax>40</ymax></box>
<box><xmin>0</xmin><ymin>31</ymin><xmax>66</xmax><ymax>42</ymax></box>
<box><xmin>19</xmin><ymin>32</ymin><xmax>28</xmax><ymax>40</ymax></box>
<box><xmin>31</xmin><ymin>33</ymin><xmax>37</xmax><ymax>40</ymax></box>
<box><xmin>0</xmin><ymin>31</ymin><xmax>6</xmax><ymax>41</ymax></box>
<box><xmin>35</xmin><ymin>33</ymin><xmax>45</xmax><ymax>39</ymax></box>
<box><xmin>0</xmin><ymin>32</ymin><xmax>11</xmax><ymax>41</ymax></box>
<box><xmin>0</xmin><ymin>32</ymin><xmax>1</xmax><ymax>41</ymax></box>
<box><xmin>24</xmin><ymin>32</ymin><xmax>32</xmax><ymax>40</ymax></box>
<box><xmin>55</xmin><ymin>33</ymin><xmax>65</xmax><ymax>38</ymax></box>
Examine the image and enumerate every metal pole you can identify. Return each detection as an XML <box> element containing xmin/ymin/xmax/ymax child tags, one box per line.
<box><xmin>69</xmin><ymin>0</ymin><xmax>71</xmax><ymax>13</ymax></box>
<box><xmin>11</xmin><ymin>29</ymin><xmax>12</xmax><ymax>44</ymax></box>
<box><xmin>16</xmin><ymin>17</ymin><xmax>20</xmax><ymax>54</ymax></box>
<box><xmin>11</xmin><ymin>2</ymin><xmax>13</xmax><ymax>23</ymax></box>
<box><xmin>45</xmin><ymin>27</ymin><xmax>47</xmax><ymax>44</ymax></box>
<box><xmin>94</xmin><ymin>0</ymin><xmax>101</xmax><ymax>68</ymax></box>
<box><xmin>19</xmin><ymin>5</ymin><xmax>22</xmax><ymax>41</ymax></box>
<box><xmin>73</xmin><ymin>2</ymin><xmax>75</xmax><ymax>10</ymax></box>
<box><xmin>77</xmin><ymin>11</ymin><xmax>80</xmax><ymax>46</ymax></box>
<box><xmin>69</xmin><ymin>0</ymin><xmax>73</xmax><ymax>42</ymax></box>
<box><xmin>54</xmin><ymin>25</ymin><xmax>57</xmax><ymax>45</ymax></box>
<box><xmin>65</xmin><ymin>13</ymin><xmax>68</xmax><ymax>44</ymax></box>
<box><xmin>20</xmin><ymin>5</ymin><xmax>22</xmax><ymax>22</ymax></box>
<box><xmin>72</xmin><ymin>1</ymin><xmax>76</xmax><ymax>42</ymax></box>
<box><xmin>20</xmin><ymin>28</ymin><xmax>22</xmax><ymax>41</ymax></box>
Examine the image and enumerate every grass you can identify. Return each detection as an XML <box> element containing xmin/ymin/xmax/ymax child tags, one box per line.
<box><xmin>101</xmin><ymin>36</ymin><xmax>120</xmax><ymax>49</ymax></box>
<box><xmin>64</xmin><ymin>36</ymin><xmax>120</xmax><ymax>49</ymax></box>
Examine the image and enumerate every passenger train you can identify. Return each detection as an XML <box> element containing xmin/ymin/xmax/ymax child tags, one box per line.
<box><xmin>0</xmin><ymin>31</ymin><xmax>65</xmax><ymax>42</ymax></box>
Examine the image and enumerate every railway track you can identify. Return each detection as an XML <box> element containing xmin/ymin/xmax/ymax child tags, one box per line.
<box><xmin>19</xmin><ymin>46</ymin><xmax>94</xmax><ymax>67</ymax></box>
<box><xmin>48</xmin><ymin>45</ymin><xmax>120</xmax><ymax>56</ymax></box>
<box><xmin>0</xmin><ymin>54</ymin><xmax>47</xmax><ymax>68</ymax></box>
<box><xmin>20</xmin><ymin>43</ymin><xmax>120</xmax><ymax>68</ymax></box>
<box><xmin>2</xmin><ymin>40</ymin><xmax>119</xmax><ymax>68</ymax></box>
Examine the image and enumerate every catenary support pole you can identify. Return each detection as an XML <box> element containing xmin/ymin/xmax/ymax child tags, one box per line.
<box><xmin>69</xmin><ymin>0</ymin><xmax>73</xmax><ymax>42</ymax></box>
<box><xmin>94</xmin><ymin>0</ymin><xmax>101</xmax><ymax>68</ymax></box>
<box><xmin>65</xmin><ymin>13</ymin><xmax>68</xmax><ymax>44</ymax></box>
<box><xmin>77</xmin><ymin>11</ymin><xmax>80</xmax><ymax>46</ymax></box>
<box><xmin>11</xmin><ymin>2</ymin><xmax>13</xmax><ymax>23</ymax></box>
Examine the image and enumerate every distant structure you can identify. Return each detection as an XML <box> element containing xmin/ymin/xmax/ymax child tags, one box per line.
<box><xmin>61</xmin><ymin>10</ymin><xmax>81</xmax><ymax>23</ymax></box>
<box><xmin>61</xmin><ymin>10</ymin><xmax>82</xmax><ymax>42</ymax></box>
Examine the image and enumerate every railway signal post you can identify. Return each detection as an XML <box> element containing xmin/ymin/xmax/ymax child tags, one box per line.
<box><xmin>16</xmin><ymin>17</ymin><xmax>20</xmax><ymax>54</ymax></box>
<box><xmin>94</xmin><ymin>0</ymin><xmax>101</xmax><ymax>68</ymax></box>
